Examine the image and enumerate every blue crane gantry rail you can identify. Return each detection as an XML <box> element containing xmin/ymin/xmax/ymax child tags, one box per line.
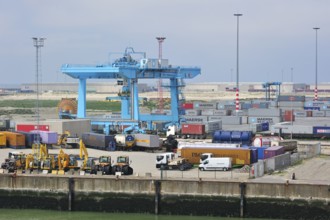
<box><xmin>61</xmin><ymin>50</ymin><xmax>201</xmax><ymax>133</ymax></box>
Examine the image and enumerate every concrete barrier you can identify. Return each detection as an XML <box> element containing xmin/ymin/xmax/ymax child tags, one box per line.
<box><xmin>0</xmin><ymin>174</ymin><xmax>329</xmax><ymax>219</ymax></box>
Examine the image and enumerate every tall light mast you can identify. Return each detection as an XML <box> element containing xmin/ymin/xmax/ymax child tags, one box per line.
<box><xmin>32</xmin><ymin>37</ymin><xmax>46</xmax><ymax>156</ymax></box>
<box><xmin>234</xmin><ymin>14</ymin><xmax>242</xmax><ymax>114</ymax></box>
<box><xmin>156</xmin><ymin>37</ymin><xmax>166</xmax><ymax>113</ymax></box>
<box><xmin>313</xmin><ymin>27</ymin><xmax>320</xmax><ymax>101</ymax></box>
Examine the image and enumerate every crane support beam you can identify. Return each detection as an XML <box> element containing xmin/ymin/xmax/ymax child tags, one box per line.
<box><xmin>78</xmin><ymin>78</ymin><xmax>86</xmax><ymax>118</ymax></box>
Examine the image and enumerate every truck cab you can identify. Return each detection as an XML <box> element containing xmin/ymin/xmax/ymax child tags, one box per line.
<box><xmin>200</xmin><ymin>153</ymin><xmax>214</xmax><ymax>163</ymax></box>
<box><xmin>156</xmin><ymin>153</ymin><xmax>175</xmax><ymax>169</ymax></box>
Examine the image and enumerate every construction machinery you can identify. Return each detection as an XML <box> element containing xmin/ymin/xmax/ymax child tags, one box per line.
<box><xmin>25</xmin><ymin>143</ymin><xmax>50</xmax><ymax>172</ymax></box>
<box><xmin>58</xmin><ymin>130</ymin><xmax>80</xmax><ymax>148</ymax></box>
<box><xmin>112</xmin><ymin>155</ymin><xmax>133</xmax><ymax>175</ymax></box>
<box><xmin>1</xmin><ymin>152</ymin><xmax>27</xmax><ymax>173</ymax></box>
<box><xmin>98</xmin><ymin>155</ymin><xmax>113</xmax><ymax>175</ymax></box>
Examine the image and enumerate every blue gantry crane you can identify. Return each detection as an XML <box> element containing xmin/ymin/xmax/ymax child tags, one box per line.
<box><xmin>61</xmin><ymin>47</ymin><xmax>201</xmax><ymax>134</ymax></box>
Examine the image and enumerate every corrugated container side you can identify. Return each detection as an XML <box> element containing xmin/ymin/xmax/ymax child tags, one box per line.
<box><xmin>182</xmin><ymin>103</ymin><xmax>194</xmax><ymax>109</ymax></box>
<box><xmin>313</xmin><ymin>126</ymin><xmax>330</xmax><ymax>135</ymax></box>
<box><xmin>2</xmin><ymin>131</ymin><xmax>25</xmax><ymax>148</ymax></box>
<box><xmin>248</xmin><ymin>108</ymin><xmax>282</xmax><ymax>117</ymax></box>
<box><xmin>205</xmin><ymin>121</ymin><xmax>222</xmax><ymax>133</ymax></box>
<box><xmin>181</xmin><ymin>124</ymin><xmax>205</xmax><ymax>135</ymax></box>
<box><xmin>0</xmin><ymin>133</ymin><xmax>6</xmax><ymax>147</ymax></box>
<box><xmin>16</xmin><ymin>124</ymin><xmax>49</xmax><ymax>132</ymax></box>
<box><xmin>248</xmin><ymin>117</ymin><xmax>282</xmax><ymax>124</ymax></box>
<box><xmin>134</xmin><ymin>134</ymin><xmax>160</xmax><ymax>148</ymax></box>
<box><xmin>183</xmin><ymin>116</ymin><xmax>208</xmax><ymax>124</ymax></box>
<box><xmin>213</xmin><ymin>110</ymin><xmax>230</xmax><ymax>116</ymax></box>
<box><xmin>312</xmin><ymin>111</ymin><xmax>325</xmax><ymax>117</ymax></box>
<box><xmin>201</xmin><ymin>109</ymin><xmax>215</xmax><ymax>116</ymax></box>
<box><xmin>208</xmin><ymin>116</ymin><xmax>222</xmax><ymax>121</ymax></box>
<box><xmin>82</xmin><ymin>132</ymin><xmax>115</xmax><ymax>150</ymax></box>
<box><xmin>185</xmin><ymin>110</ymin><xmax>201</xmax><ymax>116</ymax></box>
<box><xmin>326</xmin><ymin>111</ymin><xmax>330</xmax><ymax>117</ymax></box>
<box><xmin>221</xmin><ymin>116</ymin><xmax>242</xmax><ymax>125</ymax></box>
<box><xmin>278</xmin><ymin>95</ymin><xmax>305</xmax><ymax>102</ymax></box>
<box><xmin>17</xmin><ymin>131</ymin><xmax>41</xmax><ymax>148</ymax></box>
<box><xmin>250</xmin><ymin>146</ymin><xmax>267</xmax><ymax>160</ymax></box>
<box><xmin>193</xmin><ymin>102</ymin><xmax>217</xmax><ymax>110</ymax></box>
<box><xmin>294</xmin><ymin>111</ymin><xmax>307</xmax><ymax>117</ymax></box>
<box><xmin>180</xmin><ymin>147</ymin><xmax>251</xmax><ymax>165</ymax></box>
<box><xmin>264</xmin><ymin>146</ymin><xmax>285</xmax><ymax>159</ymax></box>
<box><xmin>278</xmin><ymin>101</ymin><xmax>304</xmax><ymax>108</ymax></box>
<box><xmin>304</xmin><ymin>101</ymin><xmax>326</xmax><ymax>107</ymax></box>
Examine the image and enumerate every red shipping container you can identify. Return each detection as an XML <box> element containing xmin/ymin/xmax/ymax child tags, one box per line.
<box><xmin>182</xmin><ymin>103</ymin><xmax>194</xmax><ymax>110</ymax></box>
<box><xmin>181</xmin><ymin>124</ymin><xmax>205</xmax><ymax>135</ymax></box>
<box><xmin>283</xmin><ymin>110</ymin><xmax>295</xmax><ymax>122</ymax></box>
<box><xmin>16</xmin><ymin>124</ymin><xmax>49</xmax><ymax>132</ymax></box>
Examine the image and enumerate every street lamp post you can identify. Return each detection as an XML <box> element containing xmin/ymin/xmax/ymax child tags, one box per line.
<box><xmin>234</xmin><ymin>13</ymin><xmax>242</xmax><ymax>114</ymax></box>
<box><xmin>313</xmin><ymin>27</ymin><xmax>320</xmax><ymax>101</ymax></box>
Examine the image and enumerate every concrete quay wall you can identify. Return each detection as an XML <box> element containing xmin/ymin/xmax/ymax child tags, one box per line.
<box><xmin>0</xmin><ymin>174</ymin><xmax>329</xmax><ymax>219</ymax></box>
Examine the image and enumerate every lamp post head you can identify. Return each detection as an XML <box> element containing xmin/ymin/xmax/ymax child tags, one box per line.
<box><xmin>313</xmin><ymin>27</ymin><xmax>320</xmax><ymax>30</ymax></box>
<box><xmin>234</xmin><ymin>13</ymin><xmax>243</xmax><ymax>16</ymax></box>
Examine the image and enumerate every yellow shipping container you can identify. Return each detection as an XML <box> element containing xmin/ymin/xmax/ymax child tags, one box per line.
<box><xmin>0</xmin><ymin>133</ymin><xmax>6</xmax><ymax>147</ymax></box>
<box><xmin>2</xmin><ymin>131</ymin><xmax>25</xmax><ymax>147</ymax></box>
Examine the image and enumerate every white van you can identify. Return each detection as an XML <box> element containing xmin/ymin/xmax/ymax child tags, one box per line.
<box><xmin>199</xmin><ymin>157</ymin><xmax>232</xmax><ymax>171</ymax></box>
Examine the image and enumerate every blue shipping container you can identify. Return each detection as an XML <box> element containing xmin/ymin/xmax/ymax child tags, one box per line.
<box><xmin>313</xmin><ymin>126</ymin><xmax>330</xmax><ymax>135</ymax></box>
<box><xmin>250</xmin><ymin>146</ymin><xmax>268</xmax><ymax>160</ymax></box>
<box><xmin>304</xmin><ymin>107</ymin><xmax>320</xmax><ymax>111</ymax></box>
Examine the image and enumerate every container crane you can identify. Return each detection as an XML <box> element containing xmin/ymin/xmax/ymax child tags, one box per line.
<box><xmin>61</xmin><ymin>47</ymin><xmax>201</xmax><ymax>134</ymax></box>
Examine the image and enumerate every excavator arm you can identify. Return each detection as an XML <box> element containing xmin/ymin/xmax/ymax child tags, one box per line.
<box><xmin>79</xmin><ymin>140</ymin><xmax>88</xmax><ymax>169</ymax></box>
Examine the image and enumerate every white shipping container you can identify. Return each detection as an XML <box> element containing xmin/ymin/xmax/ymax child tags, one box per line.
<box><xmin>208</xmin><ymin>116</ymin><xmax>222</xmax><ymax>121</ymax></box>
<box><xmin>213</xmin><ymin>110</ymin><xmax>230</xmax><ymax>116</ymax></box>
<box><xmin>205</xmin><ymin>121</ymin><xmax>222</xmax><ymax>133</ymax></box>
<box><xmin>248</xmin><ymin>108</ymin><xmax>282</xmax><ymax>117</ymax></box>
<box><xmin>183</xmin><ymin>116</ymin><xmax>208</xmax><ymax>124</ymax></box>
<box><xmin>294</xmin><ymin>111</ymin><xmax>307</xmax><ymax>117</ymax></box>
<box><xmin>248</xmin><ymin>117</ymin><xmax>282</xmax><ymax>124</ymax></box>
<box><xmin>221</xmin><ymin>116</ymin><xmax>242</xmax><ymax>125</ymax></box>
<box><xmin>312</xmin><ymin>111</ymin><xmax>325</xmax><ymax>117</ymax></box>
<box><xmin>193</xmin><ymin>102</ymin><xmax>217</xmax><ymax>110</ymax></box>
<box><xmin>185</xmin><ymin>109</ymin><xmax>201</xmax><ymax>116</ymax></box>
<box><xmin>201</xmin><ymin>109</ymin><xmax>215</xmax><ymax>116</ymax></box>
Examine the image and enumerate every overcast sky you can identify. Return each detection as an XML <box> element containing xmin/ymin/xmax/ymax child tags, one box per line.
<box><xmin>0</xmin><ymin>0</ymin><xmax>329</xmax><ymax>85</ymax></box>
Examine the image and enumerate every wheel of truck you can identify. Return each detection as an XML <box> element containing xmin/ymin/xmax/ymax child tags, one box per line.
<box><xmin>160</xmin><ymin>165</ymin><xmax>166</xmax><ymax>170</ymax></box>
<box><xmin>122</xmin><ymin>166</ymin><xmax>129</xmax><ymax>175</ymax></box>
<box><xmin>111</xmin><ymin>166</ymin><xmax>117</xmax><ymax>175</ymax></box>
<box><xmin>179</xmin><ymin>165</ymin><xmax>185</xmax><ymax>171</ymax></box>
<box><xmin>223</xmin><ymin>167</ymin><xmax>228</xmax><ymax>171</ymax></box>
<box><xmin>104</xmin><ymin>166</ymin><xmax>111</xmax><ymax>175</ymax></box>
<box><xmin>128</xmin><ymin>167</ymin><xmax>133</xmax><ymax>175</ymax></box>
<box><xmin>199</xmin><ymin>167</ymin><xmax>205</xmax><ymax>171</ymax></box>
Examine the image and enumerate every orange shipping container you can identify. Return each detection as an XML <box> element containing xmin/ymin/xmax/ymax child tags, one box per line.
<box><xmin>2</xmin><ymin>131</ymin><xmax>25</xmax><ymax>147</ymax></box>
<box><xmin>0</xmin><ymin>133</ymin><xmax>6</xmax><ymax>147</ymax></box>
<box><xmin>180</xmin><ymin>147</ymin><xmax>251</xmax><ymax>165</ymax></box>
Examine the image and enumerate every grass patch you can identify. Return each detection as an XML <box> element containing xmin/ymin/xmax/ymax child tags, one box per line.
<box><xmin>0</xmin><ymin>100</ymin><xmax>121</xmax><ymax>111</ymax></box>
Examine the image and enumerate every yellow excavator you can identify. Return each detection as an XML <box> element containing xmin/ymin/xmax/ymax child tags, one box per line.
<box><xmin>79</xmin><ymin>140</ymin><xmax>98</xmax><ymax>174</ymax></box>
<box><xmin>25</xmin><ymin>144</ymin><xmax>51</xmax><ymax>172</ymax></box>
<box><xmin>57</xmin><ymin>148</ymin><xmax>70</xmax><ymax>174</ymax></box>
